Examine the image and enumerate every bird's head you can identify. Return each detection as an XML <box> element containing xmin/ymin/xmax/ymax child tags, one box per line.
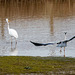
<box><xmin>6</xmin><ymin>18</ymin><xmax>10</xmax><ymax>23</ymax></box>
<box><xmin>64</xmin><ymin>32</ymin><xmax>67</xmax><ymax>35</ymax></box>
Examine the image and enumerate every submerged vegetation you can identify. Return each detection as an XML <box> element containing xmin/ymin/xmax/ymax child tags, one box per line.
<box><xmin>0</xmin><ymin>56</ymin><xmax>75</xmax><ymax>74</ymax></box>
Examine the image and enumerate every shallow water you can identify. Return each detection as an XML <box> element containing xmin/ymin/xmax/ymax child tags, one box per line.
<box><xmin>0</xmin><ymin>0</ymin><xmax>75</xmax><ymax>57</ymax></box>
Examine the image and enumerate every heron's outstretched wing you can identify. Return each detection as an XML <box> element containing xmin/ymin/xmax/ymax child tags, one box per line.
<box><xmin>65</xmin><ymin>36</ymin><xmax>75</xmax><ymax>42</ymax></box>
<box><xmin>30</xmin><ymin>41</ymin><xmax>55</xmax><ymax>46</ymax></box>
<box><xmin>62</xmin><ymin>36</ymin><xmax>75</xmax><ymax>43</ymax></box>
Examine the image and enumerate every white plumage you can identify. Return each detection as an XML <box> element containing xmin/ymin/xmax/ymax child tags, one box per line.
<box><xmin>6</xmin><ymin>18</ymin><xmax>18</xmax><ymax>44</ymax></box>
<box><xmin>8</xmin><ymin>29</ymin><xmax>18</xmax><ymax>39</ymax></box>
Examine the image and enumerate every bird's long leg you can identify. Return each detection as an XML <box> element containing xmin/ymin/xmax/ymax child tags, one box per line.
<box><xmin>64</xmin><ymin>47</ymin><xmax>65</xmax><ymax>57</ymax></box>
<box><xmin>15</xmin><ymin>38</ymin><xmax>17</xmax><ymax>48</ymax></box>
<box><xmin>60</xmin><ymin>47</ymin><xmax>62</xmax><ymax>53</ymax></box>
<box><xmin>11</xmin><ymin>42</ymin><xmax>12</xmax><ymax>49</ymax></box>
<box><xmin>11</xmin><ymin>36</ymin><xmax>12</xmax><ymax>44</ymax></box>
<box><xmin>15</xmin><ymin>38</ymin><xmax>17</xmax><ymax>44</ymax></box>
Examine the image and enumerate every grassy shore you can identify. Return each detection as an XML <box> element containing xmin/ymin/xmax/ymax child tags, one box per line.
<box><xmin>0</xmin><ymin>56</ymin><xmax>75</xmax><ymax>75</ymax></box>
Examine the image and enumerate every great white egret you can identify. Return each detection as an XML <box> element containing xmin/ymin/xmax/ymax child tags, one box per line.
<box><xmin>30</xmin><ymin>33</ymin><xmax>75</xmax><ymax>52</ymax></box>
<box><xmin>6</xmin><ymin>18</ymin><xmax>18</xmax><ymax>44</ymax></box>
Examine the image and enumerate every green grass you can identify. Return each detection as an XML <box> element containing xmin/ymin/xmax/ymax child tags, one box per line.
<box><xmin>0</xmin><ymin>56</ymin><xmax>75</xmax><ymax>74</ymax></box>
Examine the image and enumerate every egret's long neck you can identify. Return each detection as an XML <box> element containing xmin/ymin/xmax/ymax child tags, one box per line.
<box><xmin>8</xmin><ymin>23</ymin><xmax>10</xmax><ymax>31</ymax></box>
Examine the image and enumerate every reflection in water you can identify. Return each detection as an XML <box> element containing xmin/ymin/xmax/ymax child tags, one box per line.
<box><xmin>0</xmin><ymin>0</ymin><xmax>75</xmax><ymax>36</ymax></box>
<box><xmin>11</xmin><ymin>41</ymin><xmax>17</xmax><ymax>50</ymax></box>
<box><xmin>0</xmin><ymin>0</ymin><xmax>75</xmax><ymax>57</ymax></box>
<box><xmin>10</xmin><ymin>47</ymin><xmax>18</xmax><ymax>56</ymax></box>
<box><xmin>64</xmin><ymin>48</ymin><xmax>65</xmax><ymax>57</ymax></box>
<box><xmin>0</xmin><ymin>0</ymin><xmax>74</xmax><ymax>18</ymax></box>
<box><xmin>10</xmin><ymin>41</ymin><xmax>18</xmax><ymax>56</ymax></box>
<box><xmin>50</xmin><ymin>15</ymin><xmax>54</xmax><ymax>35</ymax></box>
<box><xmin>0</xmin><ymin>19</ymin><xmax>5</xmax><ymax>39</ymax></box>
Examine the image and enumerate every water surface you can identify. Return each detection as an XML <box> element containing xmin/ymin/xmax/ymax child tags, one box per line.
<box><xmin>0</xmin><ymin>0</ymin><xmax>75</xmax><ymax>57</ymax></box>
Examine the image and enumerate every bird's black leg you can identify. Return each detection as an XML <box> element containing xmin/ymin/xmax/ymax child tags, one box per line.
<box><xmin>16</xmin><ymin>38</ymin><xmax>17</xmax><ymax>44</ymax></box>
<box><xmin>15</xmin><ymin>38</ymin><xmax>17</xmax><ymax>44</ymax></box>
<box><xmin>16</xmin><ymin>40</ymin><xmax>17</xmax><ymax>45</ymax></box>
<box><xmin>11</xmin><ymin>42</ymin><xmax>12</xmax><ymax>49</ymax></box>
<box><xmin>15</xmin><ymin>39</ymin><xmax>17</xmax><ymax>48</ymax></box>
<box><xmin>60</xmin><ymin>47</ymin><xmax>62</xmax><ymax>53</ymax></box>
<box><xmin>11</xmin><ymin>37</ymin><xmax>12</xmax><ymax>44</ymax></box>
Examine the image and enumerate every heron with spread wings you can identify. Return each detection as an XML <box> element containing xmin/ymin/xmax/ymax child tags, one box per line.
<box><xmin>30</xmin><ymin>32</ymin><xmax>75</xmax><ymax>52</ymax></box>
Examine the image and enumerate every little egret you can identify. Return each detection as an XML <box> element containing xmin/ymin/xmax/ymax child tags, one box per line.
<box><xmin>6</xmin><ymin>18</ymin><xmax>18</xmax><ymax>44</ymax></box>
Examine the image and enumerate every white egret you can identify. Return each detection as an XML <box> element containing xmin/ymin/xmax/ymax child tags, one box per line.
<box><xmin>6</xmin><ymin>18</ymin><xmax>18</xmax><ymax>44</ymax></box>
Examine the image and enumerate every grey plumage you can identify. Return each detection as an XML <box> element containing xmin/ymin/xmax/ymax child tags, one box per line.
<box><xmin>30</xmin><ymin>36</ymin><xmax>75</xmax><ymax>47</ymax></box>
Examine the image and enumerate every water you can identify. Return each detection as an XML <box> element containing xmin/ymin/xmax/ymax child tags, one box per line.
<box><xmin>0</xmin><ymin>0</ymin><xmax>75</xmax><ymax>57</ymax></box>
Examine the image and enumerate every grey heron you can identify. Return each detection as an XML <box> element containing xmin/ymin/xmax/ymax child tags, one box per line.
<box><xmin>30</xmin><ymin>33</ymin><xmax>75</xmax><ymax>53</ymax></box>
